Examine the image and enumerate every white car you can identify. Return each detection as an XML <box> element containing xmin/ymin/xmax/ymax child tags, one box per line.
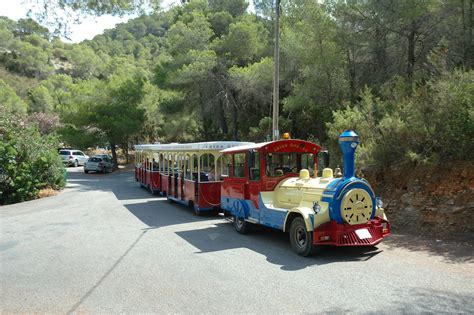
<box><xmin>59</xmin><ymin>149</ymin><xmax>89</xmax><ymax>167</ymax></box>
<box><xmin>84</xmin><ymin>156</ymin><xmax>114</xmax><ymax>174</ymax></box>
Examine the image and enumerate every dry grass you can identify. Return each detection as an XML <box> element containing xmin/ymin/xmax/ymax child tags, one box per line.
<box><xmin>38</xmin><ymin>188</ymin><xmax>59</xmax><ymax>198</ymax></box>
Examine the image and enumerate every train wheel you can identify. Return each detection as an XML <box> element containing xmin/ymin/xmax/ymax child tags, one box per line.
<box><xmin>233</xmin><ymin>215</ymin><xmax>249</xmax><ymax>234</ymax></box>
<box><xmin>289</xmin><ymin>217</ymin><xmax>313</xmax><ymax>257</ymax></box>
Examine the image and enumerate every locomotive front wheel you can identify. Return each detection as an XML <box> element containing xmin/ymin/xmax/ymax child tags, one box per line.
<box><xmin>233</xmin><ymin>215</ymin><xmax>249</xmax><ymax>234</ymax></box>
<box><xmin>289</xmin><ymin>217</ymin><xmax>313</xmax><ymax>256</ymax></box>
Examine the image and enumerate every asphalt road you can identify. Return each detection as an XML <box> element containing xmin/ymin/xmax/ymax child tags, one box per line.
<box><xmin>1</xmin><ymin>167</ymin><xmax>473</xmax><ymax>313</ymax></box>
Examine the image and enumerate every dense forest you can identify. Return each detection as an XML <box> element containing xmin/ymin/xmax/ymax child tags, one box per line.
<box><xmin>1</xmin><ymin>0</ymin><xmax>473</xmax><ymax>203</ymax></box>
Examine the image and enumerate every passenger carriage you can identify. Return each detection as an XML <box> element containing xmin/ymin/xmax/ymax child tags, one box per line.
<box><xmin>134</xmin><ymin>141</ymin><xmax>252</xmax><ymax>214</ymax></box>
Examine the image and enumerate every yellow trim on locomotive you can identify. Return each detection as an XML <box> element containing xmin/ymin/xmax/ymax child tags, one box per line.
<box><xmin>272</xmin><ymin>168</ymin><xmax>388</xmax><ymax>232</ymax></box>
<box><xmin>273</xmin><ymin>171</ymin><xmax>337</xmax><ymax>232</ymax></box>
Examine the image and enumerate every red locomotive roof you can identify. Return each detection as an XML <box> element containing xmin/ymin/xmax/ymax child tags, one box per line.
<box><xmin>220</xmin><ymin>139</ymin><xmax>321</xmax><ymax>154</ymax></box>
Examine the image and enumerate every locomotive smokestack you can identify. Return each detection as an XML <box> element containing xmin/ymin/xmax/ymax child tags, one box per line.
<box><xmin>338</xmin><ymin>130</ymin><xmax>360</xmax><ymax>179</ymax></box>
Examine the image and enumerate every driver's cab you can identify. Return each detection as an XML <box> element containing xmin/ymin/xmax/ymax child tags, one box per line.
<box><xmin>221</xmin><ymin>139</ymin><xmax>326</xmax><ymax>207</ymax></box>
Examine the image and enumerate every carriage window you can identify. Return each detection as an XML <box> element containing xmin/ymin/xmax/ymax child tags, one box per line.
<box><xmin>159</xmin><ymin>154</ymin><xmax>164</xmax><ymax>172</ymax></box>
<box><xmin>164</xmin><ymin>156</ymin><xmax>171</xmax><ymax>175</ymax></box>
<box><xmin>249</xmin><ymin>152</ymin><xmax>260</xmax><ymax>181</ymax></box>
<box><xmin>233</xmin><ymin>153</ymin><xmax>246</xmax><ymax>178</ymax></box>
<box><xmin>201</xmin><ymin>154</ymin><xmax>216</xmax><ymax>181</ymax></box>
<box><xmin>221</xmin><ymin>155</ymin><xmax>231</xmax><ymax>177</ymax></box>
<box><xmin>201</xmin><ymin>154</ymin><xmax>215</xmax><ymax>173</ymax></box>
<box><xmin>265</xmin><ymin>153</ymin><xmax>298</xmax><ymax>177</ymax></box>
<box><xmin>316</xmin><ymin>150</ymin><xmax>329</xmax><ymax>176</ymax></box>
<box><xmin>184</xmin><ymin>155</ymin><xmax>192</xmax><ymax>180</ymax></box>
<box><xmin>301</xmin><ymin>153</ymin><xmax>315</xmax><ymax>176</ymax></box>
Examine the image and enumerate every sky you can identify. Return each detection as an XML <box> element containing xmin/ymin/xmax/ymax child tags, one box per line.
<box><xmin>0</xmin><ymin>0</ymin><xmax>181</xmax><ymax>43</ymax></box>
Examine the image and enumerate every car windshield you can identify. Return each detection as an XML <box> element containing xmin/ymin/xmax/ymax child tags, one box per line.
<box><xmin>89</xmin><ymin>157</ymin><xmax>102</xmax><ymax>162</ymax></box>
<box><xmin>59</xmin><ymin>151</ymin><xmax>70</xmax><ymax>155</ymax></box>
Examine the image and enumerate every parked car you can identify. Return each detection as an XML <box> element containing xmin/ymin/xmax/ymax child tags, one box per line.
<box><xmin>59</xmin><ymin>149</ymin><xmax>89</xmax><ymax>167</ymax></box>
<box><xmin>84</xmin><ymin>156</ymin><xmax>114</xmax><ymax>174</ymax></box>
<box><xmin>95</xmin><ymin>153</ymin><xmax>113</xmax><ymax>160</ymax></box>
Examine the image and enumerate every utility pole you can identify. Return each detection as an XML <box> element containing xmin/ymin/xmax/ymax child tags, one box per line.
<box><xmin>272</xmin><ymin>0</ymin><xmax>280</xmax><ymax>141</ymax></box>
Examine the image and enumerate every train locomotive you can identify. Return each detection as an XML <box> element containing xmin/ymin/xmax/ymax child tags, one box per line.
<box><xmin>220</xmin><ymin>130</ymin><xmax>390</xmax><ymax>256</ymax></box>
<box><xmin>134</xmin><ymin>130</ymin><xmax>390</xmax><ymax>256</ymax></box>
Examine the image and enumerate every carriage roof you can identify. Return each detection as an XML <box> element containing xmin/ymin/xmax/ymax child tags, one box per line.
<box><xmin>220</xmin><ymin>139</ymin><xmax>321</xmax><ymax>154</ymax></box>
<box><xmin>134</xmin><ymin>141</ymin><xmax>254</xmax><ymax>154</ymax></box>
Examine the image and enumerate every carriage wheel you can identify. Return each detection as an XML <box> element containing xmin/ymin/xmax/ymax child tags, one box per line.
<box><xmin>233</xmin><ymin>215</ymin><xmax>249</xmax><ymax>234</ymax></box>
<box><xmin>289</xmin><ymin>217</ymin><xmax>313</xmax><ymax>256</ymax></box>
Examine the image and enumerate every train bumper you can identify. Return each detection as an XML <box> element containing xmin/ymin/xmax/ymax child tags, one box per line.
<box><xmin>313</xmin><ymin>217</ymin><xmax>390</xmax><ymax>246</ymax></box>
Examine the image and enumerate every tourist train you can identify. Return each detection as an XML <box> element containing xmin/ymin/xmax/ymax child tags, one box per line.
<box><xmin>134</xmin><ymin>131</ymin><xmax>390</xmax><ymax>256</ymax></box>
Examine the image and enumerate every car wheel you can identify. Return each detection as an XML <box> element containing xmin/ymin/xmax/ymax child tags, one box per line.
<box><xmin>233</xmin><ymin>215</ymin><xmax>250</xmax><ymax>234</ymax></box>
<box><xmin>84</xmin><ymin>170</ymin><xmax>89</xmax><ymax>174</ymax></box>
<box><xmin>74</xmin><ymin>160</ymin><xmax>78</xmax><ymax>167</ymax></box>
<box><xmin>102</xmin><ymin>167</ymin><xmax>106</xmax><ymax>174</ymax></box>
<box><xmin>289</xmin><ymin>217</ymin><xmax>313</xmax><ymax>257</ymax></box>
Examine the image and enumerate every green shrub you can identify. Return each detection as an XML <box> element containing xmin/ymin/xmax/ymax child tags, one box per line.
<box><xmin>0</xmin><ymin>107</ymin><xmax>66</xmax><ymax>205</ymax></box>
<box><xmin>327</xmin><ymin>70</ymin><xmax>474</xmax><ymax>172</ymax></box>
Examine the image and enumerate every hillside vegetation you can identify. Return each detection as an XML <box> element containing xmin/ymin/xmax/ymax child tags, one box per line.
<box><xmin>0</xmin><ymin>0</ymin><xmax>473</xmax><ymax>207</ymax></box>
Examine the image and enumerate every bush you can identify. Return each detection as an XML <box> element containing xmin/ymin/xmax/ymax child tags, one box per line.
<box><xmin>327</xmin><ymin>70</ymin><xmax>474</xmax><ymax>172</ymax></box>
<box><xmin>0</xmin><ymin>107</ymin><xmax>66</xmax><ymax>205</ymax></box>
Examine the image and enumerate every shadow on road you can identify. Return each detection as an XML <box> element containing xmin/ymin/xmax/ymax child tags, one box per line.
<box><xmin>125</xmin><ymin>198</ymin><xmax>217</xmax><ymax>229</ymax></box>
<box><xmin>176</xmin><ymin>223</ymin><xmax>382</xmax><ymax>270</ymax></box>
<box><xmin>66</xmin><ymin>168</ymin><xmax>152</xmax><ymax>200</ymax></box>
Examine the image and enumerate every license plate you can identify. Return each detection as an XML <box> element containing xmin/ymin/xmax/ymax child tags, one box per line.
<box><xmin>355</xmin><ymin>228</ymin><xmax>371</xmax><ymax>239</ymax></box>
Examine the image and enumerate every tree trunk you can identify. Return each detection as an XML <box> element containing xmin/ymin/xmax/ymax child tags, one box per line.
<box><xmin>124</xmin><ymin>144</ymin><xmax>129</xmax><ymax>164</ymax></box>
<box><xmin>232</xmin><ymin>99</ymin><xmax>238</xmax><ymax>141</ymax></box>
<box><xmin>468</xmin><ymin>0</ymin><xmax>473</xmax><ymax>68</ymax></box>
<box><xmin>198</xmin><ymin>91</ymin><xmax>208</xmax><ymax>141</ymax></box>
<box><xmin>111</xmin><ymin>143</ymin><xmax>118</xmax><ymax>170</ymax></box>
<box><xmin>462</xmin><ymin>0</ymin><xmax>468</xmax><ymax>66</ymax></box>
<box><xmin>219</xmin><ymin>99</ymin><xmax>228</xmax><ymax>137</ymax></box>
<box><xmin>347</xmin><ymin>49</ymin><xmax>356</xmax><ymax>103</ymax></box>
<box><xmin>214</xmin><ymin>72</ymin><xmax>239</xmax><ymax>140</ymax></box>
<box><xmin>407</xmin><ymin>24</ymin><xmax>416</xmax><ymax>81</ymax></box>
<box><xmin>375</xmin><ymin>27</ymin><xmax>388</xmax><ymax>82</ymax></box>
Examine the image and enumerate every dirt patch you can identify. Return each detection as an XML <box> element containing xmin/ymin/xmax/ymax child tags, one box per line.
<box><xmin>38</xmin><ymin>188</ymin><xmax>59</xmax><ymax>198</ymax></box>
<box><xmin>366</xmin><ymin>162</ymin><xmax>474</xmax><ymax>243</ymax></box>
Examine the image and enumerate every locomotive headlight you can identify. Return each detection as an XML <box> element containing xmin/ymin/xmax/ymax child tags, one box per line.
<box><xmin>376</xmin><ymin>197</ymin><xmax>383</xmax><ymax>208</ymax></box>
<box><xmin>312</xmin><ymin>201</ymin><xmax>321</xmax><ymax>214</ymax></box>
